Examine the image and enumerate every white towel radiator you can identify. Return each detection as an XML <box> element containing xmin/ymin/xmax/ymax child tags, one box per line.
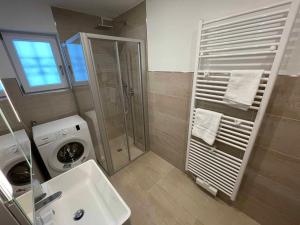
<box><xmin>186</xmin><ymin>0</ymin><xmax>300</xmax><ymax>200</ymax></box>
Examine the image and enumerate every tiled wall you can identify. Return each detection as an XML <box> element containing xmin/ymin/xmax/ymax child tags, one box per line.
<box><xmin>113</xmin><ymin>2</ymin><xmax>147</xmax><ymax>42</ymax></box>
<box><xmin>235</xmin><ymin>75</ymin><xmax>300</xmax><ymax>225</ymax></box>
<box><xmin>148</xmin><ymin>72</ymin><xmax>193</xmax><ymax>170</ymax></box>
<box><xmin>148</xmin><ymin>72</ymin><xmax>300</xmax><ymax>225</ymax></box>
<box><xmin>51</xmin><ymin>7</ymin><xmax>112</xmax><ymax>42</ymax></box>
<box><xmin>2</xmin><ymin>79</ymin><xmax>78</xmax><ymax>131</ymax></box>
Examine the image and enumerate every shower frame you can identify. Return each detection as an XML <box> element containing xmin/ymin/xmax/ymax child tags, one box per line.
<box><xmin>66</xmin><ymin>33</ymin><xmax>149</xmax><ymax>176</ymax></box>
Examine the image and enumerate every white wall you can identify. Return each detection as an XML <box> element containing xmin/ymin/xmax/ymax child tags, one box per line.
<box><xmin>0</xmin><ymin>0</ymin><xmax>57</xmax><ymax>79</ymax></box>
<box><xmin>146</xmin><ymin>0</ymin><xmax>300</xmax><ymax>74</ymax></box>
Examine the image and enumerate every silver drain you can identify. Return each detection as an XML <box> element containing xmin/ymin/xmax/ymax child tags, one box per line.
<box><xmin>73</xmin><ymin>209</ymin><xmax>84</xmax><ymax>221</ymax></box>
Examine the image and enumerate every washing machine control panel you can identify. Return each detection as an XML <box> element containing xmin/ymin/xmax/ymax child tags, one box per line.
<box><xmin>56</xmin><ymin>126</ymin><xmax>77</xmax><ymax>138</ymax></box>
<box><xmin>36</xmin><ymin>124</ymin><xmax>82</xmax><ymax>146</ymax></box>
<box><xmin>36</xmin><ymin>133</ymin><xmax>56</xmax><ymax>146</ymax></box>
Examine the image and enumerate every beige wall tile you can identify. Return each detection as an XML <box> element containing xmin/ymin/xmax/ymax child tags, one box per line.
<box><xmin>73</xmin><ymin>85</ymin><xmax>94</xmax><ymax>113</ymax></box>
<box><xmin>148</xmin><ymin>71</ymin><xmax>193</xmax><ymax>99</ymax></box>
<box><xmin>149</xmin><ymin>129</ymin><xmax>186</xmax><ymax>170</ymax></box>
<box><xmin>248</xmin><ymin>146</ymin><xmax>300</xmax><ymax>191</ymax></box>
<box><xmin>51</xmin><ymin>7</ymin><xmax>113</xmax><ymax>42</ymax></box>
<box><xmin>267</xmin><ymin>75</ymin><xmax>300</xmax><ymax>120</ymax></box>
<box><xmin>240</xmin><ymin>169</ymin><xmax>300</xmax><ymax>223</ymax></box>
<box><xmin>149</xmin><ymin>110</ymin><xmax>188</xmax><ymax>142</ymax></box>
<box><xmin>113</xmin><ymin>2</ymin><xmax>148</xmax><ymax>70</ymax></box>
<box><xmin>236</xmin><ymin>192</ymin><xmax>296</xmax><ymax>225</ymax></box>
<box><xmin>148</xmin><ymin>110</ymin><xmax>189</xmax><ymax>170</ymax></box>
<box><xmin>148</xmin><ymin>92</ymin><xmax>190</xmax><ymax>121</ymax></box>
<box><xmin>255</xmin><ymin>114</ymin><xmax>300</xmax><ymax>159</ymax></box>
<box><xmin>113</xmin><ymin>2</ymin><xmax>147</xmax><ymax>41</ymax></box>
<box><xmin>3</xmin><ymin>79</ymin><xmax>78</xmax><ymax>131</ymax></box>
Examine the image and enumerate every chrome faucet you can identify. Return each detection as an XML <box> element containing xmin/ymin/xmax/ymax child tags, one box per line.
<box><xmin>32</xmin><ymin>179</ymin><xmax>62</xmax><ymax>225</ymax></box>
<box><xmin>34</xmin><ymin>191</ymin><xmax>62</xmax><ymax>211</ymax></box>
<box><xmin>33</xmin><ymin>179</ymin><xmax>62</xmax><ymax>211</ymax></box>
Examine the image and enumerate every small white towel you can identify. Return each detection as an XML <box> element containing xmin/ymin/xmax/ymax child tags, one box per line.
<box><xmin>224</xmin><ymin>70</ymin><xmax>263</xmax><ymax>110</ymax></box>
<box><xmin>192</xmin><ymin>108</ymin><xmax>222</xmax><ymax>145</ymax></box>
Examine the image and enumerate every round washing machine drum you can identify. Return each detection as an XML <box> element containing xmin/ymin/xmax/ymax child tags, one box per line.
<box><xmin>6</xmin><ymin>161</ymin><xmax>31</xmax><ymax>186</ymax></box>
<box><xmin>49</xmin><ymin>139</ymin><xmax>90</xmax><ymax>172</ymax></box>
<box><xmin>5</xmin><ymin>159</ymin><xmax>31</xmax><ymax>196</ymax></box>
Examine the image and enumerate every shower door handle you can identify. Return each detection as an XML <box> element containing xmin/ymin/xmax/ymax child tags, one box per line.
<box><xmin>122</xmin><ymin>83</ymin><xmax>129</xmax><ymax>114</ymax></box>
<box><xmin>129</xmin><ymin>88</ymin><xmax>134</xmax><ymax>97</ymax></box>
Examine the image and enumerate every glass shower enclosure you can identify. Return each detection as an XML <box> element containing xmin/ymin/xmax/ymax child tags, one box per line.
<box><xmin>65</xmin><ymin>33</ymin><xmax>148</xmax><ymax>175</ymax></box>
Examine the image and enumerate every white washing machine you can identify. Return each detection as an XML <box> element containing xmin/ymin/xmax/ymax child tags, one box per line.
<box><xmin>33</xmin><ymin>115</ymin><xmax>96</xmax><ymax>178</ymax></box>
<box><xmin>0</xmin><ymin>130</ymin><xmax>31</xmax><ymax>197</ymax></box>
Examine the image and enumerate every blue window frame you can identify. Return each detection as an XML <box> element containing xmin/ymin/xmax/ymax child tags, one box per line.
<box><xmin>66</xmin><ymin>43</ymin><xmax>89</xmax><ymax>84</ymax></box>
<box><xmin>2</xmin><ymin>32</ymin><xmax>68</xmax><ymax>93</ymax></box>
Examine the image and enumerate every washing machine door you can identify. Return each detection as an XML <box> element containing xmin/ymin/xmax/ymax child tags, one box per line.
<box><xmin>5</xmin><ymin>160</ymin><xmax>31</xmax><ymax>196</ymax></box>
<box><xmin>7</xmin><ymin>161</ymin><xmax>30</xmax><ymax>185</ymax></box>
<box><xmin>49</xmin><ymin>138</ymin><xmax>90</xmax><ymax>172</ymax></box>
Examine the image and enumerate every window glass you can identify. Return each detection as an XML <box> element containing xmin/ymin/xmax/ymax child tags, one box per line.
<box><xmin>2</xmin><ymin>32</ymin><xmax>68</xmax><ymax>93</ymax></box>
<box><xmin>0</xmin><ymin>82</ymin><xmax>3</xmax><ymax>92</ymax></box>
<box><xmin>12</xmin><ymin>40</ymin><xmax>62</xmax><ymax>87</ymax></box>
<box><xmin>66</xmin><ymin>43</ymin><xmax>89</xmax><ymax>82</ymax></box>
<box><xmin>0</xmin><ymin>81</ymin><xmax>5</xmax><ymax>97</ymax></box>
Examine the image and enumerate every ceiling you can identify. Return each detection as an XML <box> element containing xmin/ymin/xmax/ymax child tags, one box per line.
<box><xmin>48</xmin><ymin>0</ymin><xmax>144</xmax><ymax>18</ymax></box>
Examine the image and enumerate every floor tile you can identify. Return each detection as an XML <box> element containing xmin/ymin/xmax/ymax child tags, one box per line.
<box><xmin>146</xmin><ymin>184</ymin><xmax>197</xmax><ymax>225</ymax></box>
<box><xmin>111</xmin><ymin>151</ymin><xmax>259</xmax><ymax>225</ymax></box>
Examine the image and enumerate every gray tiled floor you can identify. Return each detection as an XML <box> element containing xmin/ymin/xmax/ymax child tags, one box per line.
<box><xmin>110</xmin><ymin>151</ymin><xmax>259</xmax><ymax>225</ymax></box>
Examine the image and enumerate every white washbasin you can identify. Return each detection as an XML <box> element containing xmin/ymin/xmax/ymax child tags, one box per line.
<box><xmin>40</xmin><ymin>160</ymin><xmax>130</xmax><ymax>225</ymax></box>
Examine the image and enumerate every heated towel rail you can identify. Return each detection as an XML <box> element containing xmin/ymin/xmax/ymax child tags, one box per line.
<box><xmin>186</xmin><ymin>0</ymin><xmax>300</xmax><ymax>200</ymax></box>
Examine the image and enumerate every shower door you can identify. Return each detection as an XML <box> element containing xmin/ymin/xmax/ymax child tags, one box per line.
<box><xmin>74</xmin><ymin>33</ymin><xmax>148</xmax><ymax>175</ymax></box>
<box><xmin>117</xmin><ymin>42</ymin><xmax>146</xmax><ymax>156</ymax></box>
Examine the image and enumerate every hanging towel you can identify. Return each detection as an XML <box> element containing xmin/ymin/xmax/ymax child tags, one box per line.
<box><xmin>192</xmin><ymin>108</ymin><xmax>222</xmax><ymax>145</ymax></box>
<box><xmin>224</xmin><ymin>70</ymin><xmax>263</xmax><ymax>110</ymax></box>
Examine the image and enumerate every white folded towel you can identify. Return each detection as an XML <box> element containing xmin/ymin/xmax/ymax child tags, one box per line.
<box><xmin>192</xmin><ymin>108</ymin><xmax>222</xmax><ymax>145</ymax></box>
<box><xmin>224</xmin><ymin>70</ymin><xmax>263</xmax><ymax>110</ymax></box>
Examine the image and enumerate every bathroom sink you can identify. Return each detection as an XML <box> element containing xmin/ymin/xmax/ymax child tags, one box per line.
<box><xmin>38</xmin><ymin>160</ymin><xmax>130</xmax><ymax>225</ymax></box>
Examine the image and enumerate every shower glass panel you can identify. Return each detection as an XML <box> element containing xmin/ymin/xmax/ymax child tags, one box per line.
<box><xmin>65</xmin><ymin>37</ymin><xmax>109</xmax><ymax>172</ymax></box>
<box><xmin>117</xmin><ymin>42</ymin><xmax>146</xmax><ymax>158</ymax></box>
<box><xmin>66</xmin><ymin>33</ymin><xmax>148</xmax><ymax>175</ymax></box>
<box><xmin>89</xmin><ymin>39</ymin><xmax>130</xmax><ymax>171</ymax></box>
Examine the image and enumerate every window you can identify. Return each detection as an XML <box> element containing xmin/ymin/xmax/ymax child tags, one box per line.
<box><xmin>2</xmin><ymin>32</ymin><xmax>68</xmax><ymax>93</ymax></box>
<box><xmin>0</xmin><ymin>81</ymin><xmax>5</xmax><ymax>98</ymax></box>
<box><xmin>66</xmin><ymin>43</ymin><xmax>89</xmax><ymax>85</ymax></box>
